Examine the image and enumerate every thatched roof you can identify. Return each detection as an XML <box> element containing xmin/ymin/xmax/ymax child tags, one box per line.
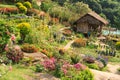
<box><xmin>74</xmin><ymin>11</ymin><xmax>109</xmax><ymax>25</ymax></box>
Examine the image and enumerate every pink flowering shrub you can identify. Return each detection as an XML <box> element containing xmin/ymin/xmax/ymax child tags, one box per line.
<box><xmin>4</xmin><ymin>44</ymin><xmax>9</xmax><ymax>51</ymax></box>
<box><xmin>10</xmin><ymin>34</ymin><xmax>16</xmax><ymax>41</ymax></box>
<box><xmin>61</xmin><ymin>62</ymin><xmax>86</xmax><ymax>75</ymax></box>
<box><xmin>40</xmin><ymin>58</ymin><xmax>93</xmax><ymax>80</ymax></box>
<box><xmin>74</xmin><ymin>63</ymin><xmax>86</xmax><ymax>70</ymax></box>
<box><xmin>43</xmin><ymin>57</ymin><xmax>56</xmax><ymax>71</ymax></box>
<box><xmin>61</xmin><ymin>63</ymin><xmax>71</xmax><ymax>75</ymax></box>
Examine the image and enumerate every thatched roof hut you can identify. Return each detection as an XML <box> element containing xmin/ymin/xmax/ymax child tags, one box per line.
<box><xmin>73</xmin><ymin>11</ymin><xmax>108</xmax><ymax>36</ymax></box>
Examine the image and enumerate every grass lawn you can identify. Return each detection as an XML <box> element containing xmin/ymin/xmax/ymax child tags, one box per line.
<box><xmin>0</xmin><ymin>64</ymin><xmax>35</xmax><ymax>80</ymax></box>
<box><xmin>72</xmin><ymin>46</ymin><xmax>98</xmax><ymax>57</ymax></box>
<box><xmin>0</xmin><ymin>4</ymin><xmax>16</xmax><ymax>8</ymax></box>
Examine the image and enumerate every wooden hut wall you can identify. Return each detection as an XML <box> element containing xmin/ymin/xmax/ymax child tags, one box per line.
<box><xmin>77</xmin><ymin>22</ymin><xmax>88</xmax><ymax>33</ymax></box>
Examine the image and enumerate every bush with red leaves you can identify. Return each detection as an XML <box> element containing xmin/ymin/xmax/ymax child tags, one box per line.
<box><xmin>6</xmin><ymin>47</ymin><xmax>24</xmax><ymax>63</ymax></box>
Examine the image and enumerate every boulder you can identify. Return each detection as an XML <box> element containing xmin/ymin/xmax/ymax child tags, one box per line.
<box><xmin>23</xmin><ymin>52</ymin><xmax>48</xmax><ymax>64</ymax></box>
<box><xmin>95</xmin><ymin>60</ymin><xmax>104</xmax><ymax>69</ymax></box>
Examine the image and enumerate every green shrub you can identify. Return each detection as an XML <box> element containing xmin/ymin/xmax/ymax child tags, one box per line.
<box><xmin>116</xmin><ymin>42</ymin><xmax>120</xmax><ymax>50</ymax></box>
<box><xmin>118</xmin><ymin>68</ymin><xmax>120</xmax><ymax>72</ymax></box>
<box><xmin>71</xmin><ymin>54</ymin><xmax>80</xmax><ymax>64</ymax></box>
<box><xmin>61</xmin><ymin>69</ymin><xmax>94</xmax><ymax>80</ymax></box>
<box><xmin>16</xmin><ymin>2</ymin><xmax>23</xmax><ymax>8</ymax></box>
<box><xmin>6</xmin><ymin>47</ymin><xmax>24</xmax><ymax>63</ymax></box>
<box><xmin>97</xmin><ymin>57</ymin><xmax>108</xmax><ymax>67</ymax></box>
<box><xmin>21</xmin><ymin>43</ymin><xmax>38</xmax><ymax>53</ymax></box>
<box><xmin>85</xmin><ymin>63</ymin><xmax>99</xmax><ymax>70</ymax></box>
<box><xmin>35</xmin><ymin>64</ymin><xmax>44</xmax><ymax>72</ymax></box>
<box><xmin>17</xmin><ymin>22</ymin><xmax>31</xmax><ymax>42</ymax></box>
<box><xmin>0</xmin><ymin>20</ymin><xmax>11</xmax><ymax>53</ymax></box>
<box><xmin>72</xmin><ymin>38</ymin><xmax>86</xmax><ymax>47</ymax></box>
<box><xmin>23</xmin><ymin>1</ymin><xmax>32</xmax><ymax>9</ymax></box>
<box><xmin>19</xmin><ymin>5</ymin><xmax>27</xmax><ymax>13</ymax></box>
<box><xmin>41</xmin><ymin>1</ymin><xmax>54</xmax><ymax>12</ymax></box>
<box><xmin>76</xmin><ymin>33</ymin><xmax>84</xmax><ymax>38</ymax></box>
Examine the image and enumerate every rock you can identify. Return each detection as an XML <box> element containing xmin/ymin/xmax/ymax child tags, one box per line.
<box><xmin>95</xmin><ymin>60</ymin><xmax>104</xmax><ymax>69</ymax></box>
<box><xmin>35</xmin><ymin>73</ymin><xmax>60</xmax><ymax>80</ymax></box>
<box><xmin>90</xmin><ymin>69</ymin><xmax>120</xmax><ymax>80</ymax></box>
<box><xmin>23</xmin><ymin>52</ymin><xmax>48</xmax><ymax>64</ymax></box>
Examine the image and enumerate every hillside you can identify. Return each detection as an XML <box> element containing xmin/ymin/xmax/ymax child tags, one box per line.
<box><xmin>52</xmin><ymin>0</ymin><xmax>120</xmax><ymax>29</ymax></box>
<box><xmin>0</xmin><ymin>0</ymin><xmax>120</xmax><ymax>80</ymax></box>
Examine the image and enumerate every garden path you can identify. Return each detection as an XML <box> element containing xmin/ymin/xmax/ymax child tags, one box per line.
<box><xmin>64</xmin><ymin>40</ymin><xmax>74</xmax><ymax>50</ymax></box>
<box><xmin>107</xmin><ymin>64</ymin><xmax>120</xmax><ymax>74</ymax></box>
<box><xmin>91</xmin><ymin>68</ymin><xmax>120</xmax><ymax>80</ymax></box>
<box><xmin>34</xmin><ymin>73</ymin><xmax>60</xmax><ymax>80</ymax></box>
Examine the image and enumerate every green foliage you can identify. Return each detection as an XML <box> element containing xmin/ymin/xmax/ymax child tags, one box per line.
<box><xmin>41</xmin><ymin>1</ymin><xmax>54</xmax><ymax>12</ymax></box>
<box><xmin>6</xmin><ymin>47</ymin><xmax>24</xmax><ymax>63</ymax></box>
<box><xmin>71</xmin><ymin>54</ymin><xmax>80</xmax><ymax>64</ymax></box>
<box><xmin>76</xmin><ymin>33</ymin><xmax>84</xmax><ymax>38</ymax></box>
<box><xmin>16</xmin><ymin>2</ymin><xmax>23</xmax><ymax>8</ymax></box>
<box><xmin>118</xmin><ymin>67</ymin><xmax>120</xmax><ymax>72</ymax></box>
<box><xmin>23</xmin><ymin>1</ymin><xmax>32</xmax><ymax>9</ymax></box>
<box><xmin>0</xmin><ymin>64</ymin><xmax>34</xmax><ymax>80</ymax></box>
<box><xmin>21</xmin><ymin>43</ymin><xmax>38</xmax><ymax>53</ymax></box>
<box><xmin>61</xmin><ymin>69</ymin><xmax>94</xmax><ymax>80</ymax></box>
<box><xmin>53</xmin><ymin>0</ymin><xmax>120</xmax><ymax>29</ymax></box>
<box><xmin>0</xmin><ymin>20</ymin><xmax>11</xmax><ymax>53</ymax></box>
<box><xmin>116</xmin><ymin>42</ymin><xmax>120</xmax><ymax>50</ymax></box>
<box><xmin>17</xmin><ymin>22</ymin><xmax>31</xmax><ymax>41</ymax></box>
<box><xmin>35</xmin><ymin>64</ymin><xmax>44</xmax><ymax>72</ymax></box>
<box><xmin>85</xmin><ymin>63</ymin><xmax>99</xmax><ymax>70</ymax></box>
<box><xmin>19</xmin><ymin>5</ymin><xmax>27</xmax><ymax>13</ymax></box>
<box><xmin>32</xmin><ymin>0</ymin><xmax>40</xmax><ymax>9</ymax></box>
<box><xmin>48</xmin><ymin>1</ymin><xmax>90</xmax><ymax>24</ymax></box>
